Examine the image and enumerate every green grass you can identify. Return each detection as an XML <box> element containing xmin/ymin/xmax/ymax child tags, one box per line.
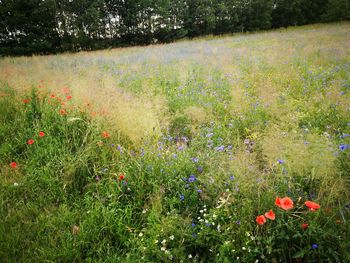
<box><xmin>0</xmin><ymin>23</ymin><xmax>350</xmax><ymax>262</ymax></box>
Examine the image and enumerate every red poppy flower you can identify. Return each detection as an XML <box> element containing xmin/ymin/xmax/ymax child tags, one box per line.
<box><xmin>66</xmin><ymin>95</ymin><xmax>72</xmax><ymax>100</ymax></box>
<box><xmin>23</xmin><ymin>99</ymin><xmax>30</xmax><ymax>104</ymax></box>
<box><xmin>50</xmin><ymin>94</ymin><xmax>56</xmax><ymax>98</ymax></box>
<box><xmin>10</xmin><ymin>162</ymin><xmax>17</xmax><ymax>168</ymax></box>
<box><xmin>59</xmin><ymin>109</ymin><xmax>66</xmax><ymax>115</ymax></box>
<box><xmin>256</xmin><ymin>215</ymin><xmax>266</xmax><ymax>225</ymax></box>
<box><xmin>102</xmin><ymin>131</ymin><xmax>110</xmax><ymax>139</ymax></box>
<box><xmin>265</xmin><ymin>210</ymin><xmax>275</xmax><ymax>220</ymax></box>
<box><xmin>118</xmin><ymin>174</ymin><xmax>125</xmax><ymax>180</ymax></box>
<box><xmin>275</xmin><ymin>197</ymin><xmax>282</xmax><ymax>208</ymax></box>
<box><xmin>305</xmin><ymin>201</ymin><xmax>320</xmax><ymax>211</ymax></box>
<box><xmin>39</xmin><ymin>131</ymin><xmax>45</xmax><ymax>137</ymax></box>
<box><xmin>27</xmin><ymin>139</ymin><xmax>35</xmax><ymax>145</ymax></box>
<box><xmin>301</xmin><ymin>223</ymin><xmax>309</xmax><ymax>230</ymax></box>
<box><xmin>280</xmin><ymin>197</ymin><xmax>294</xmax><ymax>210</ymax></box>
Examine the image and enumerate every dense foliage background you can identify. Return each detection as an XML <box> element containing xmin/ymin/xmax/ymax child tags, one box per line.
<box><xmin>0</xmin><ymin>0</ymin><xmax>349</xmax><ymax>55</ymax></box>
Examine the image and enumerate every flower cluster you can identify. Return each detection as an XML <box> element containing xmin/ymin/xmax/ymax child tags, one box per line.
<box><xmin>256</xmin><ymin>196</ymin><xmax>321</xmax><ymax>225</ymax></box>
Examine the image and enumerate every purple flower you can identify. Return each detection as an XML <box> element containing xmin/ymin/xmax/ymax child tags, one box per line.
<box><xmin>197</xmin><ymin>166</ymin><xmax>203</xmax><ymax>173</ymax></box>
<box><xmin>95</xmin><ymin>176</ymin><xmax>101</xmax><ymax>181</ymax></box>
<box><xmin>188</xmin><ymin>175</ymin><xmax>197</xmax><ymax>183</ymax></box>
<box><xmin>311</xmin><ymin>244</ymin><xmax>318</xmax><ymax>250</ymax></box>
<box><xmin>214</xmin><ymin>145</ymin><xmax>225</xmax><ymax>152</ymax></box>
<box><xmin>180</xmin><ymin>195</ymin><xmax>185</xmax><ymax>201</ymax></box>
<box><xmin>278</xmin><ymin>159</ymin><xmax>285</xmax><ymax>164</ymax></box>
<box><xmin>191</xmin><ymin>223</ymin><xmax>196</xmax><ymax>227</ymax></box>
<box><xmin>230</xmin><ymin>175</ymin><xmax>235</xmax><ymax>180</ymax></box>
<box><xmin>339</xmin><ymin>144</ymin><xmax>350</xmax><ymax>151</ymax></box>
<box><xmin>117</xmin><ymin>145</ymin><xmax>123</xmax><ymax>153</ymax></box>
<box><xmin>191</xmin><ymin>157</ymin><xmax>199</xmax><ymax>163</ymax></box>
<box><xmin>197</xmin><ymin>189</ymin><xmax>202</xmax><ymax>193</ymax></box>
<box><xmin>181</xmin><ymin>136</ymin><xmax>188</xmax><ymax>143</ymax></box>
<box><xmin>206</xmin><ymin>133</ymin><xmax>214</xmax><ymax>138</ymax></box>
<box><xmin>340</xmin><ymin>134</ymin><xmax>350</xmax><ymax>139</ymax></box>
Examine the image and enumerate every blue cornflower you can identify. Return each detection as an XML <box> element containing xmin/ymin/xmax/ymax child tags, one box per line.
<box><xmin>180</xmin><ymin>195</ymin><xmax>185</xmax><ymax>201</ymax></box>
<box><xmin>197</xmin><ymin>166</ymin><xmax>203</xmax><ymax>173</ymax></box>
<box><xmin>339</xmin><ymin>144</ymin><xmax>350</xmax><ymax>151</ymax></box>
<box><xmin>188</xmin><ymin>175</ymin><xmax>197</xmax><ymax>183</ymax></box>
<box><xmin>215</xmin><ymin>145</ymin><xmax>225</xmax><ymax>152</ymax></box>
<box><xmin>277</xmin><ymin>159</ymin><xmax>285</xmax><ymax>164</ymax></box>
<box><xmin>191</xmin><ymin>157</ymin><xmax>199</xmax><ymax>163</ymax></box>
<box><xmin>191</xmin><ymin>223</ymin><xmax>196</xmax><ymax>227</ymax></box>
<box><xmin>340</xmin><ymin>134</ymin><xmax>350</xmax><ymax>139</ymax></box>
<box><xmin>117</xmin><ymin>145</ymin><xmax>122</xmax><ymax>153</ymax></box>
<box><xmin>197</xmin><ymin>189</ymin><xmax>202</xmax><ymax>193</ymax></box>
<box><xmin>182</xmin><ymin>136</ymin><xmax>188</xmax><ymax>143</ymax></box>
<box><xmin>311</xmin><ymin>244</ymin><xmax>318</xmax><ymax>250</ymax></box>
<box><xmin>206</xmin><ymin>133</ymin><xmax>214</xmax><ymax>138</ymax></box>
<box><xmin>236</xmin><ymin>220</ymin><xmax>241</xmax><ymax>225</ymax></box>
<box><xmin>230</xmin><ymin>175</ymin><xmax>235</xmax><ymax>180</ymax></box>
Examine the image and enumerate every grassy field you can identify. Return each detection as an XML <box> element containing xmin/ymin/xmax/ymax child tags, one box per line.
<box><xmin>0</xmin><ymin>22</ymin><xmax>350</xmax><ymax>262</ymax></box>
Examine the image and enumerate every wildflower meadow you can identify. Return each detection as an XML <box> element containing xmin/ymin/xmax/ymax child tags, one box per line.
<box><xmin>0</xmin><ymin>23</ymin><xmax>350</xmax><ymax>262</ymax></box>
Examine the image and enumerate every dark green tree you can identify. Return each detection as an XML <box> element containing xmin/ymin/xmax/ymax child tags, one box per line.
<box><xmin>272</xmin><ymin>0</ymin><xmax>304</xmax><ymax>28</ymax></box>
<box><xmin>0</xmin><ymin>0</ymin><xmax>58</xmax><ymax>55</ymax></box>
<box><xmin>322</xmin><ymin>0</ymin><xmax>350</xmax><ymax>21</ymax></box>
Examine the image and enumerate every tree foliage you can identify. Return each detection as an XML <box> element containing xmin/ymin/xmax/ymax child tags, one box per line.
<box><xmin>0</xmin><ymin>0</ymin><xmax>349</xmax><ymax>55</ymax></box>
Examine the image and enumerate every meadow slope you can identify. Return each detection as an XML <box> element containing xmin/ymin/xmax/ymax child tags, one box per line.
<box><xmin>0</xmin><ymin>22</ymin><xmax>350</xmax><ymax>262</ymax></box>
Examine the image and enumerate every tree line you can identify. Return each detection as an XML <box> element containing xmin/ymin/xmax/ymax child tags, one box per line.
<box><xmin>0</xmin><ymin>0</ymin><xmax>349</xmax><ymax>55</ymax></box>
